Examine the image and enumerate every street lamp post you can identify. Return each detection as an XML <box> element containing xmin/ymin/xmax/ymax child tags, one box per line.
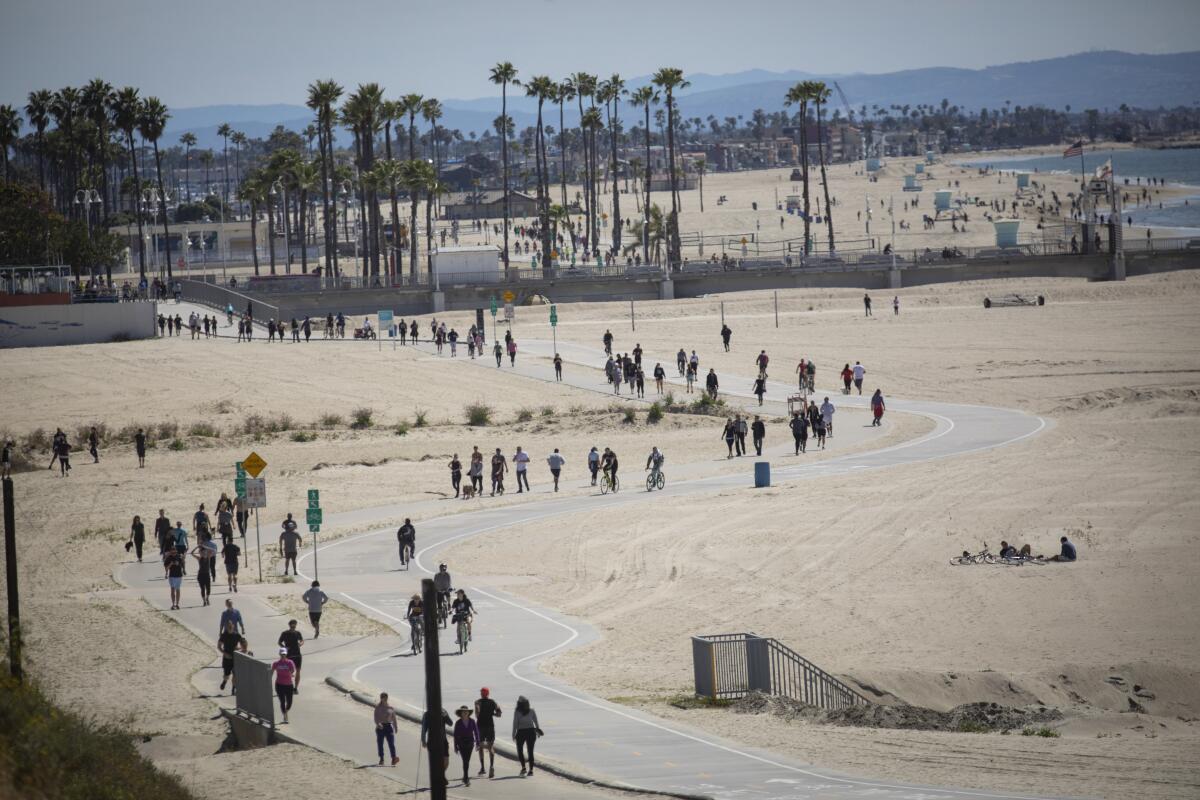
<box><xmin>271</xmin><ymin>179</ymin><xmax>293</xmax><ymax>275</ymax></box>
<box><xmin>74</xmin><ymin>189</ymin><xmax>103</xmax><ymax>279</ymax></box>
<box><xmin>209</xmin><ymin>184</ymin><xmax>227</xmax><ymax>285</ymax></box>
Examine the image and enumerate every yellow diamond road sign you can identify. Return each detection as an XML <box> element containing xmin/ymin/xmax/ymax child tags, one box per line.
<box><xmin>502</xmin><ymin>290</ymin><xmax>515</xmax><ymax>303</ymax></box>
<box><xmin>242</xmin><ymin>451</ymin><xmax>267</xmax><ymax>477</ymax></box>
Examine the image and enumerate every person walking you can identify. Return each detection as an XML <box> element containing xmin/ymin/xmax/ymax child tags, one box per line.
<box><xmin>218</xmin><ymin>620</ymin><xmax>241</xmax><ymax>694</ymax></box>
<box><xmin>271</xmin><ymin>647</ymin><xmax>297</xmax><ymax>723</ymax></box>
<box><xmin>820</xmin><ymin>396</ymin><xmax>836</xmax><ymax>437</ymax></box>
<box><xmin>852</xmin><ymin>361</ymin><xmax>866</xmax><ymax>395</ymax></box>
<box><xmin>172</xmin><ymin>521</ymin><xmax>189</xmax><ymax>575</ymax></box>
<box><xmin>219</xmin><ymin>598</ymin><xmax>246</xmax><ymax>636</ymax></box>
<box><xmin>893</xmin><ymin>295</ymin><xmax>900</xmax><ymax>315</ymax></box>
<box><xmin>303</xmin><ymin>580</ymin><xmax>329</xmax><ymax>639</ymax></box>
<box><xmin>420</xmin><ymin>707</ymin><xmax>453</xmax><ymax>788</ymax></box>
<box><xmin>191</xmin><ymin>532</ymin><xmax>217</xmax><ymax>606</ymax></box>
<box><xmin>279</xmin><ymin>513</ymin><xmax>302</xmax><ymax>576</ymax></box>
<box><xmin>468</xmin><ymin>451</ymin><xmax>484</xmax><ymax>495</ymax></box>
<box><xmin>493</xmin><ymin>340</ymin><xmax>503</xmax><ymax>367</ymax></box>
<box><xmin>474</xmin><ymin>687</ymin><xmax>502</xmax><ymax>778</ymax></box>
<box><xmin>164</xmin><ymin>543</ymin><xmax>184</xmax><ymax>610</ymax></box>
<box><xmin>507</xmin><ymin>337</ymin><xmax>518</xmax><ymax>366</ymax></box>
<box><xmin>513</xmin><ymin>446</ymin><xmax>531</xmax><ymax>493</ymax></box>
<box><xmin>587</xmin><ymin>446</ymin><xmax>600</xmax><ymax>486</ymax></box>
<box><xmin>234</xmin><ymin>493</ymin><xmax>248</xmax><ymax>538</ymax></box>
<box><xmin>706</xmin><ymin>369</ymin><xmax>719</xmax><ymax>400</ymax></box>
<box><xmin>871</xmin><ymin>389</ymin><xmax>886</xmax><ymax>426</ymax></box>
<box><xmin>722</xmin><ymin>418</ymin><xmax>736</xmax><ymax>459</ymax></box>
<box><xmin>87</xmin><ymin>426</ymin><xmax>100</xmax><ymax>463</ymax></box>
<box><xmin>453</xmin><ymin>706</ymin><xmax>481</xmax><ymax>786</ymax></box>
<box><xmin>653</xmin><ymin>363</ymin><xmax>665</xmax><ymax>394</ymax></box>
<box><xmin>686</xmin><ymin>362</ymin><xmax>696</xmax><ymax>393</ymax></box>
<box><xmin>720</xmin><ymin>323</ymin><xmax>732</xmax><ymax>351</ymax></box>
<box><xmin>751</xmin><ymin>416</ymin><xmax>766</xmax><ymax>456</ymax></box>
<box><xmin>553</xmin><ymin>353</ymin><xmax>563</xmax><ymax>381</ymax></box>
<box><xmin>790</xmin><ymin>411</ymin><xmax>809</xmax><ymax>454</ymax></box>
<box><xmin>490</xmin><ymin>448</ymin><xmax>507</xmax><ymax>496</ymax></box>
<box><xmin>546</xmin><ymin>449</ymin><xmax>565</xmax><ymax>492</ymax></box>
<box><xmin>752</xmin><ymin>375</ymin><xmax>767</xmax><ymax>406</ymax></box>
<box><xmin>278</xmin><ymin>619</ymin><xmax>305</xmax><ymax>693</ymax></box>
<box><xmin>734</xmin><ymin>415</ymin><xmax>748</xmax><ymax>456</ymax></box>
<box><xmin>374</xmin><ymin>692</ymin><xmax>400</xmax><ymax>766</ymax></box>
<box><xmin>448</xmin><ymin>454</ymin><xmax>463</xmax><ymax>498</ymax></box>
<box><xmin>512</xmin><ymin>696</ymin><xmax>541</xmax><ymax>777</ymax></box>
<box><xmin>863</xmin><ymin>292</ymin><xmax>872</xmax><ymax>316</ymax></box>
<box><xmin>128</xmin><ymin>515</ymin><xmax>146</xmax><ymax>562</ymax></box>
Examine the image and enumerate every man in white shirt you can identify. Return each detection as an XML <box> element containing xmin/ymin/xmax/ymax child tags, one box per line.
<box><xmin>852</xmin><ymin>362</ymin><xmax>866</xmax><ymax>395</ymax></box>
<box><xmin>820</xmin><ymin>397</ymin><xmax>836</xmax><ymax>437</ymax></box>
<box><xmin>546</xmin><ymin>449</ymin><xmax>565</xmax><ymax>492</ymax></box>
<box><xmin>514</xmin><ymin>446</ymin><xmax>531</xmax><ymax>493</ymax></box>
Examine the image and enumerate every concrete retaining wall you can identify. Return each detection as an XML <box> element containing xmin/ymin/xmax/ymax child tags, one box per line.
<box><xmin>0</xmin><ymin>302</ymin><xmax>158</xmax><ymax>348</ymax></box>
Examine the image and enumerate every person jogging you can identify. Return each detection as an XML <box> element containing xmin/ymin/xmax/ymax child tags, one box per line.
<box><xmin>221</xmin><ymin>536</ymin><xmax>241</xmax><ymax>593</ymax></box>
<box><xmin>302</xmin><ymin>580</ymin><xmax>329</xmax><ymax>639</ymax></box>
<box><xmin>820</xmin><ymin>397</ymin><xmax>836</xmax><ymax>437</ymax></box>
<box><xmin>219</xmin><ymin>598</ymin><xmax>245</xmax><ymax>636</ymax></box>
<box><xmin>751</xmin><ymin>416</ymin><xmax>766</xmax><ymax>456</ymax></box>
<box><xmin>852</xmin><ymin>361</ymin><xmax>866</xmax><ymax>395</ymax></box>
<box><xmin>871</xmin><ymin>389</ymin><xmax>886</xmax><ymax>426</ymax></box>
<box><xmin>512</xmin><ymin>695</ymin><xmax>541</xmax><ymax>777</ymax></box>
<box><xmin>513</xmin><ymin>446</ymin><xmax>531</xmax><ymax>493</ymax></box>
<box><xmin>790</xmin><ymin>411</ymin><xmax>809</xmax><ymax>454</ymax></box>
<box><xmin>191</xmin><ymin>533</ymin><xmax>216</xmax><ymax>606</ymax></box>
<box><xmin>217</xmin><ymin>620</ymin><xmax>241</xmax><ymax>694</ymax></box>
<box><xmin>840</xmin><ymin>364</ymin><xmax>853</xmax><ymax>395</ymax></box>
<box><xmin>474</xmin><ymin>687</ymin><xmax>502</xmax><ymax>778</ymax></box>
<box><xmin>279</xmin><ymin>513</ymin><xmax>302</xmax><ymax>576</ymax></box>
<box><xmin>271</xmin><ymin>647</ymin><xmax>297</xmax><ymax>723</ymax></box>
<box><xmin>397</xmin><ymin>518</ymin><xmax>416</xmax><ymax>566</ymax></box>
<box><xmin>278</xmin><ymin>619</ymin><xmax>305</xmax><ymax>693</ymax></box>
<box><xmin>546</xmin><ymin>448</ymin><xmax>565</xmax><ymax>492</ymax></box>
<box><xmin>587</xmin><ymin>446</ymin><xmax>600</xmax><ymax>486</ymax></box>
<box><xmin>128</xmin><ymin>515</ymin><xmax>146</xmax><ymax>562</ymax></box>
<box><xmin>468</xmin><ymin>451</ymin><xmax>484</xmax><ymax>494</ymax></box>
<box><xmin>375</xmin><ymin>692</ymin><xmax>400</xmax><ymax>766</ymax></box>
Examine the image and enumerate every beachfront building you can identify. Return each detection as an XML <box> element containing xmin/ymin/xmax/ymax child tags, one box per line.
<box><xmin>441</xmin><ymin>189</ymin><xmax>538</xmax><ymax>220</ymax></box>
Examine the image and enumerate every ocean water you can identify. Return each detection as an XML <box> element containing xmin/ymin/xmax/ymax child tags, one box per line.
<box><xmin>959</xmin><ymin>148</ymin><xmax>1200</xmax><ymax>231</ymax></box>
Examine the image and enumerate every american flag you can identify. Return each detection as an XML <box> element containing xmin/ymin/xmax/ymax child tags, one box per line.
<box><xmin>1063</xmin><ymin>141</ymin><xmax>1083</xmax><ymax>159</ymax></box>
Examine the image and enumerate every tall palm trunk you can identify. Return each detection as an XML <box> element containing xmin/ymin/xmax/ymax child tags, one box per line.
<box><xmin>408</xmin><ymin>113</ymin><xmax>419</xmax><ymax>277</ymax></box>
<box><xmin>665</xmin><ymin>90</ymin><xmax>680</xmax><ymax>267</ymax></box>
<box><xmin>317</xmin><ymin>125</ymin><xmax>333</xmax><ymax>286</ymax></box>
<box><xmin>249</xmin><ymin>199</ymin><xmax>260</xmax><ymax>275</ymax></box>
<box><xmin>558</xmin><ymin>100</ymin><xmax>567</xmax><ymax>206</ymax></box>
<box><xmin>384</xmin><ymin>124</ymin><xmax>401</xmax><ymax>280</ymax></box>
<box><xmin>267</xmin><ymin>194</ymin><xmax>276</xmax><ymax>274</ymax></box>
<box><xmin>127</xmin><ymin>131</ymin><xmax>146</xmax><ymax>279</ymax></box>
<box><xmin>424</xmin><ymin>186</ymin><xmax>435</xmax><ymax>275</ymax></box>
<box><xmin>577</xmin><ymin>93</ymin><xmax>590</xmax><ymax>250</ymax></box>
<box><xmin>643</xmin><ymin>104</ymin><xmax>651</xmax><ymax>264</ymax></box>
<box><xmin>299</xmin><ymin>187</ymin><xmax>308</xmax><ymax>274</ymax></box>
<box><xmin>815</xmin><ymin>99</ymin><xmax>835</xmax><ymax>252</ymax></box>
<box><xmin>152</xmin><ymin>140</ymin><xmax>173</xmax><ymax>280</ymax></box>
<box><xmin>799</xmin><ymin>100</ymin><xmax>811</xmax><ymax>255</ymax></box>
<box><xmin>500</xmin><ymin>83</ymin><xmax>510</xmax><ymax>271</ymax></box>
<box><xmin>610</xmin><ymin>102</ymin><xmax>621</xmax><ymax>253</ymax></box>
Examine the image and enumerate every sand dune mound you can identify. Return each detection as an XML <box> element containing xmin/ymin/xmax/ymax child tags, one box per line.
<box><xmin>1052</xmin><ymin>385</ymin><xmax>1200</xmax><ymax>415</ymax></box>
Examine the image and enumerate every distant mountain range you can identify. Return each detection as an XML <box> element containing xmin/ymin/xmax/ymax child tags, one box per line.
<box><xmin>166</xmin><ymin>51</ymin><xmax>1200</xmax><ymax>148</ymax></box>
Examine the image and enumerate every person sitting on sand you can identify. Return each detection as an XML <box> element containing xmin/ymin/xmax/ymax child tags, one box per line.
<box><xmin>1049</xmin><ymin>536</ymin><xmax>1077</xmax><ymax>562</ymax></box>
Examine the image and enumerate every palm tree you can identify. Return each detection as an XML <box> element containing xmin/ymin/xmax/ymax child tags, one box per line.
<box><xmin>398</xmin><ymin>158</ymin><xmax>425</xmax><ymax>278</ymax></box>
<box><xmin>217</xmin><ymin>122</ymin><xmax>232</xmax><ymax>204</ymax></box>
<box><xmin>51</xmin><ymin>87</ymin><xmax>82</xmax><ymax>216</ymax></box>
<box><xmin>230</xmin><ymin>131</ymin><xmax>247</xmax><ymax>214</ymax></box>
<box><xmin>0</xmin><ymin>105</ymin><xmax>19</xmax><ymax>183</ymax></box>
<box><xmin>290</xmin><ymin>159</ymin><xmax>320</xmax><ymax>274</ymax></box>
<box><xmin>200</xmin><ymin>149</ymin><xmax>214</xmax><ymax>190</ymax></box>
<box><xmin>784</xmin><ymin>82</ymin><xmax>812</xmax><ymax>255</ymax></box>
<box><xmin>26</xmin><ymin>89</ymin><xmax>52</xmax><ymax>191</ymax></box>
<box><xmin>810</xmin><ymin>82</ymin><xmax>836</xmax><ymax>253</ymax></box>
<box><xmin>580</xmin><ymin>106</ymin><xmax>604</xmax><ymax>255</ymax></box>
<box><xmin>489</xmin><ymin>62</ymin><xmax>519</xmax><ymax>270</ymax></box>
<box><xmin>600</xmin><ymin>74</ymin><xmax>627</xmax><ymax>254</ymax></box>
<box><xmin>379</xmin><ymin>99</ymin><xmax>403</xmax><ymax>278</ymax></box>
<box><xmin>651</xmin><ymin>68</ymin><xmax>688</xmax><ymax>267</ymax></box>
<box><xmin>629</xmin><ymin>86</ymin><xmax>658</xmax><ymax>264</ymax></box>
<box><xmin>179</xmin><ymin>132</ymin><xmax>196</xmax><ymax>201</ymax></box>
<box><xmin>526</xmin><ymin>75</ymin><xmax>556</xmax><ymax>269</ymax></box>
<box><xmin>239</xmin><ymin>172</ymin><xmax>267</xmax><ymax>275</ymax></box>
<box><xmin>622</xmin><ymin>203</ymin><xmax>666</xmax><ymax>265</ymax></box>
<box><xmin>555</xmin><ymin>81</ymin><xmax>574</xmax><ymax>206</ymax></box>
<box><xmin>111</xmin><ymin>87</ymin><xmax>145</xmax><ymax>279</ymax></box>
<box><xmin>569</xmin><ymin>72</ymin><xmax>598</xmax><ymax>249</ymax></box>
<box><xmin>695</xmin><ymin>157</ymin><xmax>706</xmax><ymax>213</ymax></box>
<box><xmin>421</xmin><ymin>98</ymin><xmax>444</xmax><ymax>215</ymax></box>
<box><xmin>81</xmin><ymin>79</ymin><xmax>114</xmax><ymax>213</ymax></box>
<box><xmin>373</xmin><ymin>158</ymin><xmax>405</xmax><ymax>278</ymax></box>
<box><xmin>343</xmin><ymin>84</ymin><xmax>384</xmax><ymax>278</ymax></box>
<box><xmin>138</xmin><ymin>97</ymin><xmax>173</xmax><ymax>280</ymax></box>
<box><xmin>306</xmin><ymin>79</ymin><xmax>343</xmax><ymax>286</ymax></box>
<box><xmin>398</xmin><ymin>93</ymin><xmax>425</xmax><ymax>276</ymax></box>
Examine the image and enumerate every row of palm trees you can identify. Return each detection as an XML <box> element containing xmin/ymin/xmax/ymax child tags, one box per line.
<box><xmin>784</xmin><ymin>80</ymin><xmax>837</xmax><ymax>255</ymax></box>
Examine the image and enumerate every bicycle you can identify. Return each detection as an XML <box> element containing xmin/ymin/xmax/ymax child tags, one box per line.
<box><xmin>399</xmin><ymin>541</ymin><xmax>414</xmax><ymax>570</ymax></box>
<box><xmin>408</xmin><ymin>617</ymin><xmax>423</xmax><ymax>654</ymax></box>
<box><xmin>645</xmin><ymin>468</ymin><xmax>665</xmax><ymax>492</ymax></box>
<box><xmin>949</xmin><ymin>548</ymin><xmax>996</xmax><ymax>566</ymax></box>
<box><xmin>437</xmin><ymin>593</ymin><xmax>450</xmax><ymax>629</ymax></box>
<box><xmin>455</xmin><ymin>615</ymin><xmax>470</xmax><ymax>655</ymax></box>
<box><xmin>600</xmin><ymin>471</ymin><xmax>619</xmax><ymax>494</ymax></box>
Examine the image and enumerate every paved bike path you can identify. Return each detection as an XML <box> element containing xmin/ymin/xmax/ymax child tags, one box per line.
<box><xmin>300</xmin><ymin>341</ymin><xmax>1055</xmax><ymax>800</ymax></box>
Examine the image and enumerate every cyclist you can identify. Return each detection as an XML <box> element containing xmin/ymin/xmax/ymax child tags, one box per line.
<box><xmin>645</xmin><ymin>447</ymin><xmax>665</xmax><ymax>485</ymax></box>
<box><xmin>434</xmin><ymin>563</ymin><xmax>453</xmax><ymax>617</ymax></box>
<box><xmin>397</xmin><ymin>518</ymin><xmax>415</xmax><ymax>566</ymax></box>
<box><xmin>451</xmin><ymin>589</ymin><xmax>476</xmax><ymax>641</ymax></box>
<box><xmin>601</xmin><ymin>448</ymin><xmax>619</xmax><ymax>491</ymax></box>
<box><xmin>405</xmin><ymin>593</ymin><xmax>424</xmax><ymax>652</ymax></box>
<box><xmin>676</xmin><ymin>348</ymin><xmax>687</xmax><ymax>376</ymax></box>
<box><xmin>225</xmin><ymin>303</ymin><xmax>234</xmax><ymax>326</ymax></box>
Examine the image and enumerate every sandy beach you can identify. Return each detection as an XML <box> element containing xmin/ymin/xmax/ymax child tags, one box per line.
<box><xmin>2</xmin><ymin>269</ymin><xmax>1198</xmax><ymax>799</ymax></box>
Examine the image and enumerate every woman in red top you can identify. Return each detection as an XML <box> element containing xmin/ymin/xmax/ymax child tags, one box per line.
<box><xmin>871</xmin><ymin>389</ymin><xmax>885</xmax><ymax>427</ymax></box>
<box><xmin>840</xmin><ymin>364</ymin><xmax>853</xmax><ymax>395</ymax></box>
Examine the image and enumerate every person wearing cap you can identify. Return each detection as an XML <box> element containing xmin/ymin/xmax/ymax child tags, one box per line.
<box><xmin>474</xmin><ymin>687</ymin><xmax>502</xmax><ymax>778</ymax></box>
<box><xmin>374</xmin><ymin>692</ymin><xmax>399</xmax><ymax>766</ymax></box>
<box><xmin>271</xmin><ymin>647</ymin><xmax>297</xmax><ymax>723</ymax></box>
<box><xmin>278</xmin><ymin>619</ymin><xmax>304</xmax><ymax>693</ymax></box>
<box><xmin>453</xmin><ymin>705</ymin><xmax>481</xmax><ymax>786</ymax></box>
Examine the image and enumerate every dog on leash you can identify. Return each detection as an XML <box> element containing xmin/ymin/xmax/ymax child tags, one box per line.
<box><xmin>460</xmin><ymin>484</ymin><xmax>477</xmax><ymax>499</ymax></box>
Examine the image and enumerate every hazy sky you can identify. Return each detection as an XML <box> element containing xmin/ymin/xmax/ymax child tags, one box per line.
<box><xmin>3</xmin><ymin>0</ymin><xmax>1198</xmax><ymax>108</ymax></box>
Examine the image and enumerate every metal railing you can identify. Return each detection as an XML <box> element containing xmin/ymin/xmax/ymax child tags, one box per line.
<box><xmin>179</xmin><ymin>279</ymin><xmax>280</xmax><ymax>320</ymax></box>
<box><xmin>692</xmin><ymin>632</ymin><xmax>868</xmax><ymax>711</ymax></box>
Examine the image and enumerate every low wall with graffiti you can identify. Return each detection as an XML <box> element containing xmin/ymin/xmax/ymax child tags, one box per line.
<box><xmin>0</xmin><ymin>302</ymin><xmax>158</xmax><ymax>348</ymax></box>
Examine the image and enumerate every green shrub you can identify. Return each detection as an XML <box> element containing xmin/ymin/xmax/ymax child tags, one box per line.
<box><xmin>540</xmin><ymin>406</ymin><xmax>555</xmax><ymax>417</ymax></box>
<box><xmin>319</xmin><ymin>412</ymin><xmax>343</xmax><ymax>429</ymax></box>
<box><xmin>663</xmin><ymin>392</ymin><xmax>676</xmax><ymax>408</ymax></box>
<box><xmin>350</xmin><ymin>407</ymin><xmax>374</xmax><ymax>429</ymax></box>
<box><xmin>689</xmin><ymin>394</ymin><xmax>727</xmax><ymax>416</ymax></box>
<box><xmin>290</xmin><ymin>431</ymin><xmax>317</xmax><ymax>443</ymax></box>
<box><xmin>156</xmin><ymin>421</ymin><xmax>179</xmax><ymax>440</ymax></box>
<box><xmin>413</xmin><ymin>408</ymin><xmax>429</xmax><ymax>428</ymax></box>
<box><xmin>956</xmin><ymin>720</ymin><xmax>990</xmax><ymax>734</ymax></box>
<box><xmin>622</xmin><ymin>407</ymin><xmax>637</xmax><ymax>425</ymax></box>
<box><xmin>647</xmin><ymin>402</ymin><xmax>664</xmax><ymax>424</ymax></box>
<box><xmin>393</xmin><ymin>422</ymin><xmax>410</xmax><ymax>436</ymax></box>
<box><xmin>1022</xmin><ymin>726</ymin><xmax>1060</xmax><ymax>738</ymax></box>
<box><xmin>168</xmin><ymin>439</ymin><xmax>187</xmax><ymax>451</ymax></box>
<box><xmin>515</xmin><ymin>407</ymin><xmax>534</xmax><ymax>423</ymax></box>
<box><xmin>464</xmin><ymin>403</ymin><xmax>492</xmax><ymax>426</ymax></box>
<box><xmin>188</xmin><ymin>422</ymin><xmax>220</xmax><ymax>438</ymax></box>
<box><xmin>76</xmin><ymin>422</ymin><xmax>110</xmax><ymax>445</ymax></box>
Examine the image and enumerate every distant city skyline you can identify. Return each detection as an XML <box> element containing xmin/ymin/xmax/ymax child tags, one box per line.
<box><xmin>3</xmin><ymin>0</ymin><xmax>1199</xmax><ymax>109</ymax></box>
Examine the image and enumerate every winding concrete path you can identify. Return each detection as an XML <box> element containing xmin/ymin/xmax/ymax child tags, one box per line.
<box><xmin>294</xmin><ymin>339</ymin><xmax>1052</xmax><ymax>800</ymax></box>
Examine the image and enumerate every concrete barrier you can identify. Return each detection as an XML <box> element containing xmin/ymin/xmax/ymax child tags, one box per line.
<box><xmin>0</xmin><ymin>301</ymin><xmax>157</xmax><ymax>348</ymax></box>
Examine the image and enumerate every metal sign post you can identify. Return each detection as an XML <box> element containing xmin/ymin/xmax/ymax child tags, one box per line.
<box><xmin>306</xmin><ymin>489</ymin><xmax>321</xmax><ymax>580</ymax></box>
<box><xmin>489</xmin><ymin>296</ymin><xmax>498</xmax><ymax>342</ymax></box>
<box><xmin>630</xmin><ymin>299</ymin><xmax>635</xmax><ymax>331</ymax></box>
<box><xmin>244</xmin><ymin>477</ymin><xmax>267</xmax><ymax>581</ymax></box>
<box><xmin>549</xmin><ymin>304</ymin><xmax>558</xmax><ymax>353</ymax></box>
<box><xmin>235</xmin><ymin>461</ymin><xmax>248</xmax><ymax>568</ymax></box>
<box><xmin>378</xmin><ymin>309</ymin><xmax>393</xmax><ymax>352</ymax></box>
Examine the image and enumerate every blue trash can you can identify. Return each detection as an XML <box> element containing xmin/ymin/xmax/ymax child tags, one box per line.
<box><xmin>754</xmin><ymin>461</ymin><xmax>771</xmax><ymax>488</ymax></box>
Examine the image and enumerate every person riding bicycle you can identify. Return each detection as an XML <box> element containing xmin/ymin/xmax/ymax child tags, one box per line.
<box><xmin>434</xmin><ymin>563</ymin><xmax>453</xmax><ymax>615</ymax></box>
<box><xmin>397</xmin><ymin>518</ymin><xmax>416</xmax><ymax>566</ymax></box>
<box><xmin>645</xmin><ymin>447</ymin><xmax>665</xmax><ymax>480</ymax></box>
<box><xmin>405</xmin><ymin>593</ymin><xmax>424</xmax><ymax>651</ymax></box>
<box><xmin>600</xmin><ymin>448</ymin><xmax>619</xmax><ymax>489</ymax></box>
<box><xmin>451</xmin><ymin>589</ymin><xmax>475</xmax><ymax>641</ymax></box>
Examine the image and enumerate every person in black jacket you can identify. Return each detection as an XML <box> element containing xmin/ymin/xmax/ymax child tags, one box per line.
<box><xmin>751</xmin><ymin>416</ymin><xmax>766</xmax><ymax>456</ymax></box>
